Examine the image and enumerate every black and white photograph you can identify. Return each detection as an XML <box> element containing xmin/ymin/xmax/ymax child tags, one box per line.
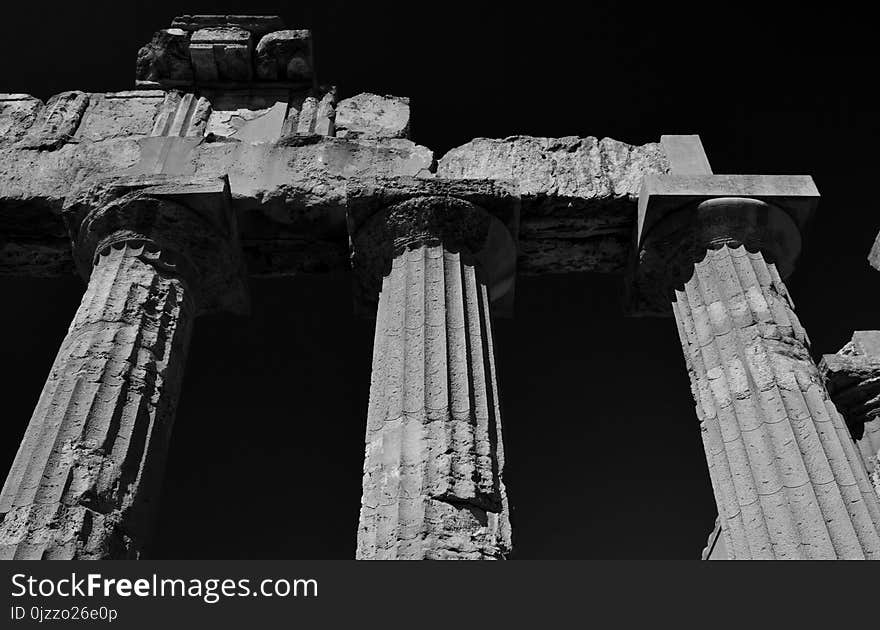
<box><xmin>0</xmin><ymin>0</ymin><xmax>877</xmax><ymax>625</ymax></box>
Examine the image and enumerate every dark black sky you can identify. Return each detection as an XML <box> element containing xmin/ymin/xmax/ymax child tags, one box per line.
<box><xmin>1</xmin><ymin>1</ymin><xmax>877</xmax><ymax>558</ymax></box>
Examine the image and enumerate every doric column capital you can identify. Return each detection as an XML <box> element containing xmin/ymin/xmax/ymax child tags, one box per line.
<box><xmin>626</xmin><ymin>172</ymin><xmax>819</xmax><ymax>316</ymax></box>
<box><xmin>346</xmin><ymin>177</ymin><xmax>519</xmax><ymax>316</ymax></box>
<box><xmin>62</xmin><ymin>174</ymin><xmax>249</xmax><ymax>315</ymax></box>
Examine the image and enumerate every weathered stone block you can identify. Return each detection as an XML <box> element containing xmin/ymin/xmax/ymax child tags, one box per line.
<box><xmin>438</xmin><ymin>135</ymin><xmax>667</xmax><ymax>274</ymax></box>
<box><xmin>74</xmin><ymin>91</ymin><xmax>166</xmax><ymax>142</ymax></box>
<box><xmin>335</xmin><ymin>93</ymin><xmax>410</xmax><ymax>139</ymax></box>
<box><xmin>0</xmin><ymin>95</ymin><xmax>43</xmax><ymax>147</ymax></box>
<box><xmin>190</xmin><ymin>28</ymin><xmax>253</xmax><ymax>83</ymax></box>
<box><xmin>821</xmin><ymin>332</ymin><xmax>880</xmax><ymax>479</ymax></box>
<box><xmin>135</xmin><ymin>28</ymin><xmax>193</xmax><ymax>84</ymax></box>
<box><xmin>171</xmin><ymin>14</ymin><xmax>285</xmax><ymax>37</ymax></box>
<box><xmin>255</xmin><ymin>30</ymin><xmax>313</xmax><ymax>81</ymax></box>
<box><xmin>0</xmin><ymin>130</ymin><xmax>434</xmax><ymax>278</ymax></box>
<box><xmin>17</xmin><ymin>91</ymin><xmax>90</xmax><ymax>150</ymax></box>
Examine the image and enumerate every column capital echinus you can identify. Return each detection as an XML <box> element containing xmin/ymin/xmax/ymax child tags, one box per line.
<box><xmin>626</xmin><ymin>173</ymin><xmax>819</xmax><ymax>317</ymax></box>
<box><xmin>345</xmin><ymin>177</ymin><xmax>519</xmax><ymax>317</ymax></box>
<box><xmin>62</xmin><ymin>174</ymin><xmax>249</xmax><ymax>316</ymax></box>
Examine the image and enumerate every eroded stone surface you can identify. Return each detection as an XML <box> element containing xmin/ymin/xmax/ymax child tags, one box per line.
<box><xmin>0</xmin><ymin>116</ymin><xmax>434</xmax><ymax>277</ymax></box>
<box><xmin>335</xmin><ymin>93</ymin><xmax>410</xmax><ymax>139</ymax></box>
<box><xmin>255</xmin><ymin>30</ymin><xmax>313</xmax><ymax>81</ymax></box>
<box><xmin>18</xmin><ymin>91</ymin><xmax>90</xmax><ymax>150</ymax></box>
<box><xmin>190</xmin><ymin>28</ymin><xmax>253</xmax><ymax>83</ymax></box>
<box><xmin>0</xmin><ymin>243</ymin><xmax>194</xmax><ymax>559</ymax></box>
<box><xmin>136</xmin><ymin>28</ymin><xmax>193</xmax><ymax>84</ymax></box>
<box><xmin>356</xmin><ymin>241</ymin><xmax>511</xmax><ymax>559</ymax></box>
<box><xmin>821</xmin><ymin>330</ymin><xmax>880</xmax><ymax>498</ymax></box>
<box><xmin>0</xmin><ymin>95</ymin><xmax>43</xmax><ymax>147</ymax></box>
<box><xmin>674</xmin><ymin>245</ymin><xmax>880</xmax><ymax>558</ymax></box>
<box><xmin>75</xmin><ymin>92</ymin><xmax>166</xmax><ymax>142</ymax></box>
<box><xmin>438</xmin><ymin>135</ymin><xmax>668</xmax><ymax>273</ymax></box>
<box><xmin>171</xmin><ymin>14</ymin><xmax>285</xmax><ymax>36</ymax></box>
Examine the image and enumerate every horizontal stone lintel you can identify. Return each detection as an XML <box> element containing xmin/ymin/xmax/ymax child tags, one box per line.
<box><xmin>0</xmin><ymin>115</ymin><xmax>680</xmax><ymax>279</ymax></box>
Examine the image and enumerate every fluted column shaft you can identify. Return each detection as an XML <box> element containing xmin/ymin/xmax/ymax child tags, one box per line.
<box><xmin>0</xmin><ymin>242</ymin><xmax>193</xmax><ymax>559</ymax></box>
<box><xmin>357</xmin><ymin>244</ymin><xmax>510</xmax><ymax>559</ymax></box>
<box><xmin>673</xmin><ymin>244</ymin><xmax>880</xmax><ymax>559</ymax></box>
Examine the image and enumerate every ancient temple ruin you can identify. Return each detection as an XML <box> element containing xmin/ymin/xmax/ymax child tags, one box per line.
<box><xmin>1</xmin><ymin>14</ymin><xmax>879</xmax><ymax>560</ymax></box>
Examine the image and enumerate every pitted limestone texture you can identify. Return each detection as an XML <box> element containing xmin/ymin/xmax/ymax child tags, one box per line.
<box><xmin>674</xmin><ymin>245</ymin><xmax>880</xmax><ymax>559</ymax></box>
<box><xmin>438</xmin><ymin>135</ymin><xmax>668</xmax><ymax>274</ymax></box>
<box><xmin>821</xmin><ymin>330</ymin><xmax>880</xmax><ymax>498</ymax></box>
<box><xmin>0</xmin><ymin>242</ymin><xmax>193</xmax><ymax>559</ymax></box>
<box><xmin>358</xmin><ymin>244</ymin><xmax>510</xmax><ymax>559</ymax></box>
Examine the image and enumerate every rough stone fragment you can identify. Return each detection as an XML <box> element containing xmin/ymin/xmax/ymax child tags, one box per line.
<box><xmin>190</xmin><ymin>28</ymin><xmax>252</xmax><ymax>83</ymax></box>
<box><xmin>313</xmin><ymin>90</ymin><xmax>335</xmax><ymax>136</ymax></box>
<box><xmin>135</xmin><ymin>28</ymin><xmax>193</xmax><ymax>84</ymax></box>
<box><xmin>295</xmin><ymin>96</ymin><xmax>318</xmax><ymax>135</ymax></box>
<box><xmin>255</xmin><ymin>30</ymin><xmax>313</xmax><ymax>81</ymax></box>
<box><xmin>674</xmin><ymin>244</ymin><xmax>880</xmax><ymax>558</ymax></box>
<box><xmin>868</xmin><ymin>233</ymin><xmax>880</xmax><ymax>273</ymax></box>
<box><xmin>821</xmin><ymin>331</ymin><xmax>880</xmax><ymax>496</ymax></box>
<box><xmin>74</xmin><ymin>91</ymin><xmax>166</xmax><ymax>142</ymax></box>
<box><xmin>0</xmin><ymin>95</ymin><xmax>43</xmax><ymax>146</ymax></box>
<box><xmin>17</xmin><ymin>92</ymin><xmax>90</xmax><ymax>150</ymax></box>
<box><xmin>335</xmin><ymin>93</ymin><xmax>410</xmax><ymax>139</ymax></box>
<box><xmin>437</xmin><ymin>135</ymin><xmax>668</xmax><ymax>273</ymax></box>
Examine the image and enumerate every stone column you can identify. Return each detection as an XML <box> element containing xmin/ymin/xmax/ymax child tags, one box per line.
<box><xmin>348</xmin><ymin>187</ymin><xmax>517</xmax><ymax>560</ymax></box>
<box><xmin>0</xmin><ymin>175</ymin><xmax>246</xmax><ymax>559</ymax></box>
<box><xmin>666</xmin><ymin>198</ymin><xmax>880</xmax><ymax>559</ymax></box>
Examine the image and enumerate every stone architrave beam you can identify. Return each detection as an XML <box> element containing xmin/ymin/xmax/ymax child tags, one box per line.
<box><xmin>0</xmin><ymin>108</ymin><xmax>671</xmax><ymax>281</ymax></box>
